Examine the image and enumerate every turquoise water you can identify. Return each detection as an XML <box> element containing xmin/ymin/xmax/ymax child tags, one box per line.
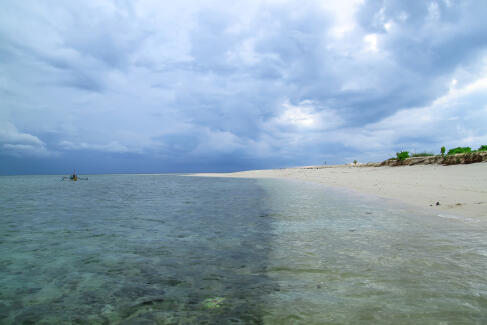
<box><xmin>0</xmin><ymin>175</ymin><xmax>486</xmax><ymax>324</ymax></box>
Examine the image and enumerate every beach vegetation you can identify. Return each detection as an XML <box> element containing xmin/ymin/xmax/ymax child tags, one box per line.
<box><xmin>396</xmin><ymin>151</ymin><xmax>410</xmax><ymax>161</ymax></box>
<box><xmin>384</xmin><ymin>144</ymin><xmax>485</xmax><ymax>164</ymax></box>
<box><xmin>447</xmin><ymin>147</ymin><xmax>471</xmax><ymax>155</ymax></box>
<box><xmin>411</xmin><ymin>152</ymin><xmax>435</xmax><ymax>157</ymax></box>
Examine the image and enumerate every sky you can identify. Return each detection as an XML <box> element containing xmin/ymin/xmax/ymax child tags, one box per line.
<box><xmin>1</xmin><ymin>0</ymin><xmax>487</xmax><ymax>174</ymax></box>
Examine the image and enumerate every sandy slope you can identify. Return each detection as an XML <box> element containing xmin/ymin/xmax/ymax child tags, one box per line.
<box><xmin>193</xmin><ymin>163</ymin><xmax>487</xmax><ymax>218</ymax></box>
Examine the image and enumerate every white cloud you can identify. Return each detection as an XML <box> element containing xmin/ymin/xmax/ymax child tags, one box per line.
<box><xmin>59</xmin><ymin>140</ymin><xmax>137</xmax><ymax>153</ymax></box>
<box><xmin>427</xmin><ymin>2</ymin><xmax>441</xmax><ymax>21</ymax></box>
<box><xmin>363</xmin><ymin>34</ymin><xmax>379</xmax><ymax>52</ymax></box>
<box><xmin>0</xmin><ymin>122</ymin><xmax>53</xmax><ymax>157</ymax></box>
<box><xmin>323</xmin><ymin>0</ymin><xmax>363</xmax><ymax>38</ymax></box>
<box><xmin>271</xmin><ymin>99</ymin><xmax>343</xmax><ymax>131</ymax></box>
<box><xmin>2</xmin><ymin>144</ymin><xmax>52</xmax><ymax>157</ymax></box>
<box><xmin>192</xmin><ymin>128</ymin><xmax>244</xmax><ymax>154</ymax></box>
<box><xmin>225</xmin><ymin>38</ymin><xmax>261</xmax><ymax>66</ymax></box>
<box><xmin>0</xmin><ymin>122</ymin><xmax>44</xmax><ymax>146</ymax></box>
<box><xmin>336</xmin><ymin>73</ymin><xmax>487</xmax><ymax>154</ymax></box>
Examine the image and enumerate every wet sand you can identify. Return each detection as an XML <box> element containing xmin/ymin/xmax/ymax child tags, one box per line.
<box><xmin>193</xmin><ymin>163</ymin><xmax>487</xmax><ymax>218</ymax></box>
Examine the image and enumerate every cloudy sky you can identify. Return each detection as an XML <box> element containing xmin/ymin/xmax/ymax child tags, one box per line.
<box><xmin>1</xmin><ymin>0</ymin><xmax>487</xmax><ymax>174</ymax></box>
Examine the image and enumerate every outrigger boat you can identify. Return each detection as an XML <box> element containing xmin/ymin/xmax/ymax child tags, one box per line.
<box><xmin>60</xmin><ymin>169</ymin><xmax>88</xmax><ymax>181</ymax></box>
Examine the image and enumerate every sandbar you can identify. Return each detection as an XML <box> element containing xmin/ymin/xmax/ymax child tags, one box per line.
<box><xmin>193</xmin><ymin>163</ymin><xmax>487</xmax><ymax>218</ymax></box>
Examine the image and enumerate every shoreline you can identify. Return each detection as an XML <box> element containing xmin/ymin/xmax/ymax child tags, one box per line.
<box><xmin>192</xmin><ymin>163</ymin><xmax>487</xmax><ymax>219</ymax></box>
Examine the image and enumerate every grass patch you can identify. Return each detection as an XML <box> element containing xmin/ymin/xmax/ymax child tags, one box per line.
<box><xmin>447</xmin><ymin>147</ymin><xmax>472</xmax><ymax>155</ymax></box>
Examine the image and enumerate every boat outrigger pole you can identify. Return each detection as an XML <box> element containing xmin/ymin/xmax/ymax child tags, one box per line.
<box><xmin>60</xmin><ymin>169</ymin><xmax>88</xmax><ymax>181</ymax></box>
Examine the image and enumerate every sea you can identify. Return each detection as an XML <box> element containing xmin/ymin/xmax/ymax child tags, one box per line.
<box><xmin>0</xmin><ymin>174</ymin><xmax>486</xmax><ymax>324</ymax></box>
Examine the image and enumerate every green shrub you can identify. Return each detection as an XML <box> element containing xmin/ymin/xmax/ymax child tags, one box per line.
<box><xmin>478</xmin><ymin>145</ymin><xmax>487</xmax><ymax>152</ymax></box>
<box><xmin>396</xmin><ymin>151</ymin><xmax>410</xmax><ymax>161</ymax></box>
<box><xmin>411</xmin><ymin>152</ymin><xmax>435</xmax><ymax>157</ymax></box>
<box><xmin>440</xmin><ymin>146</ymin><xmax>445</xmax><ymax>156</ymax></box>
<box><xmin>447</xmin><ymin>147</ymin><xmax>471</xmax><ymax>155</ymax></box>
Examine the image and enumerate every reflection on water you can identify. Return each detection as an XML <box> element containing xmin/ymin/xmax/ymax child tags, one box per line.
<box><xmin>0</xmin><ymin>175</ymin><xmax>486</xmax><ymax>324</ymax></box>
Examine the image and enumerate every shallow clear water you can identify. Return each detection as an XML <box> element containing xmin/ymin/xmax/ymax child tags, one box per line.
<box><xmin>0</xmin><ymin>175</ymin><xmax>486</xmax><ymax>324</ymax></box>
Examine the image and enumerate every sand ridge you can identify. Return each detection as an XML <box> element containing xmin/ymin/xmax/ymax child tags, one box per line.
<box><xmin>192</xmin><ymin>163</ymin><xmax>487</xmax><ymax>218</ymax></box>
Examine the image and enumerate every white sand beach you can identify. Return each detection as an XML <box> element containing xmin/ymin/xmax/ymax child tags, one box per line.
<box><xmin>194</xmin><ymin>163</ymin><xmax>487</xmax><ymax>218</ymax></box>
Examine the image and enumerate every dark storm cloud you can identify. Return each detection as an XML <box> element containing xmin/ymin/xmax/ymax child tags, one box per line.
<box><xmin>1</xmin><ymin>0</ymin><xmax>486</xmax><ymax>174</ymax></box>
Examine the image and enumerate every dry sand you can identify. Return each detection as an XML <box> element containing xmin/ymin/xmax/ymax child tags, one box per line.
<box><xmin>193</xmin><ymin>163</ymin><xmax>487</xmax><ymax>218</ymax></box>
